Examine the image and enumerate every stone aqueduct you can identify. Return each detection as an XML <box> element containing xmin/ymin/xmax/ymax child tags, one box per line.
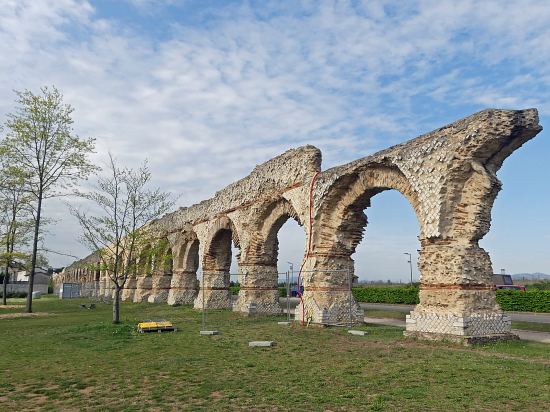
<box><xmin>54</xmin><ymin>109</ymin><xmax>542</xmax><ymax>342</ymax></box>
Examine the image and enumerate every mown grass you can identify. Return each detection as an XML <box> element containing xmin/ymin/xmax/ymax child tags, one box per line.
<box><xmin>1</xmin><ymin>296</ymin><xmax>549</xmax><ymax>411</ymax></box>
<box><xmin>365</xmin><ymin>310</ymin><xmax>407</xmax><ymax>320</ymax></box>
<box><xmin>511</xmin><ymin>321</ymin><xmax>550</xmax><ymax>333</ymax></box>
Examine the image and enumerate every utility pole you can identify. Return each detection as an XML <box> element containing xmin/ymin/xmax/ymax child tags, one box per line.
<box><xmin>286</xmin><ymin>262</ymin><xmax>294</xmax><ymax>322</ymax></box>
<box><xmin>404</xmin><ymin>252</ymin><xmax>413</xmax><ymax>284</ymax></box>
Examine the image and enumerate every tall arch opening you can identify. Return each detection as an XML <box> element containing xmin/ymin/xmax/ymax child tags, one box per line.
<box><xmin>277</xmin><ymin>219</ymin><xmax>305</xmax><ymax>278</ymax></box>
<box><xmin>194</xmin><ymin>218</ymin><xmax>240</xmax><ymax>310</ymax></box>
<box><xmin>169</xmin><ymin>235</ymin><xmax>201</xmax><ymax>306</ymax></box>
<box><xmin>235</xmin><ymin>198</ymin><xmax>304</xmax><ymax>315</ymax></box>
<box><xmin>133</xmin><ymin>245</ymin><xmax>154</xmax><ymax>303</ymax></box>
<box><xmin>148</xmin><ymin>239</ymin><xmax>173</xmax><ymax>303</ymax></box>
<box><xmin>302</xmin><ymin>166</ymin><xmax>423</xmax><ymax>325</ymax></box>
<box><xmin>354</xmin><ymin>190</ymin><xmax>421</xmax><ymax>285</ymax></box>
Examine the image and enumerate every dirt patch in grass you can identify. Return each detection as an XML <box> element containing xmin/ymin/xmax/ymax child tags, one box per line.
<box><xmin>0</xmin><ymin>305</ymin><xmax>25</xmax><ymax>309</ymax></box>
<box><xmin>78</xmin><ymin>386</ymin><xmax>96</xmax><ymax>396</ymax></box>
<box><xmin>0</xmin><ymin>312</ymin><xmax>51</xmax><ymax>319</ymax></box>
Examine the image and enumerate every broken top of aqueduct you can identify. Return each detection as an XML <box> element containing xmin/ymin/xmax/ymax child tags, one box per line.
<box><xmin>57</xmin><ymin>108</ymin><xmax>542</xmax><ymax>343</ymax></box>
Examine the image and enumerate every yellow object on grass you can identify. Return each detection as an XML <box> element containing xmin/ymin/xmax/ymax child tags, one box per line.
<box><xmin>137</xmin><ymin>320</ymin><xmax>176</xmax><ymax>333</ymax></box>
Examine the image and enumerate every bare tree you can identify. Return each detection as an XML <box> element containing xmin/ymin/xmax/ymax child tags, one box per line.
<box><xmin>71</xmin><ymin>154</ymin><xmax>173</xmax><ymax>323</ymax></box>
<box><xmin>0</xmin><ymin>86</ymin><xmax>97</xmax><ymax>312</ymax></box>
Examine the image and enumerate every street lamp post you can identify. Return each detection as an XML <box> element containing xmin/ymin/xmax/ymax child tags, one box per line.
<box><xmin>404</xmin><ymin>252</ymin><xmax>413</xmax><ymax>284</ymax></box>
<box><xmin>286</xmin><ymin>262</ymin><xmax>294</xmax><ymax>322</ymax></box>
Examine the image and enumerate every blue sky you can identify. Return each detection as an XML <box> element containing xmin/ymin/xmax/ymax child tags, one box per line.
<box><xmin>0</xmin><ymin>0</ymin><xmax>548</xmax><ymax>280</ymax></box>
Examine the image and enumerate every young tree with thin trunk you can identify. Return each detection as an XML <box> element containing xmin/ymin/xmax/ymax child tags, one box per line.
<box><xmin>0</xmin><ymin>86</ymin><xmax>97</xmax><ymax>313</ymax></box>
<box><xmin>0</xmin><ymin>167</ymin><xmax>34</xmax><ymax>305</ymax></box>
<box><xmin>71</xmin><ymin>154</ymin><xmax>173</xmax><ymax>323</ymax></box>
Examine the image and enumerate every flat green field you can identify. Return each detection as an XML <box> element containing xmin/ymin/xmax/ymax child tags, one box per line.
<box><xmin>1</xmin><ymin>297</ymin><xmax>549</xmax><ymax>411</ymax></box>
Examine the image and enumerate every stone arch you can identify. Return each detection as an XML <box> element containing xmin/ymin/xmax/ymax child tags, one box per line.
<box><xmin>148</xmin><ymin>237</ymin><xmax>174</xmax><ymax>303</ymax></box>
<box><xmin>194</xmin><ymin>216</ymin><xmax>241</xmax><ymax>309</ymax></box>
<box><xmin>260</xmin><ymin>198</ymin><xmax>303</xmax><ymax>265</ymax></box>
<box><xmin>177</xmin><ymin>236</ymin><xmax>200</xmax><ymax>273</ymax></box>
<box><xmin>246</xmin><ymin>198</ymin><xmax>304</xmax><ymax>266</ymax></box>
<box><xmin>137</xmin><ymin>244</ymin><xmax>153</xmax><ymax>275</ymax></box>
<box><xmin>234</xmin><ymin>197</ymin><xmax>304</xmax><ymax>314</ymax></box>
<box><xmin>315</xmin><ymin>165</ymin><xmax>422</xmax><ymax>257</ymax></box>
<box><xmin>168</xmin><ymin>231</ymin><xmax>201</xmax><ymax>306</ymax></box>
<box><xmin>121</xmin><ymin>257</ymin><xmax>139</xmax><ymax>302</ymax></box>
<box><xmin>133</xmin><ymin>244</ymin><xmax>154</xmax><ymax>302</ymax></box>
<box><xmin>296</xmin><ymin>165</ymin><xmax>423</xmax><ymax>325</ymax></box>
<box><xmin>202</xmin><ymin>216</ymin><xmax>241</xmax><ymax>271</ymax></box>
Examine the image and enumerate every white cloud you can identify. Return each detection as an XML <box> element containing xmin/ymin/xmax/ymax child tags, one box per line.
<box><xmin>0</xmin><ymin>0</ymin><xmax>548</xmax><ymax>271</ymax></box>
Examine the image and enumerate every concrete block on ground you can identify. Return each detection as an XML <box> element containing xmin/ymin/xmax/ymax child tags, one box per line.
<box><xmin>348</xmin><ymin>330</ymin><xmax>368</xmax><ymax>336</ymax></box>
<box><xmin>200</xmin><ymin>330</ymin><xmax>219</xmax><ymax>336</ymax></box>
<box><xmin>249</xmin><ymin>341</ymin><xmax>276</xmax><ymax>347</ymax></box>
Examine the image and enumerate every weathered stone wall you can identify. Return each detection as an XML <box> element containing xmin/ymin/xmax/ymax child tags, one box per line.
<box><xmin>62</xmin><ymin>108</ymin><xmax>542</xmax><ymax>343</ymax></box>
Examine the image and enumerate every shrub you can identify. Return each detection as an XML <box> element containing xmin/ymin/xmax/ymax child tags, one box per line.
<box><xmin>351</xmin><ymin>286</ymin><xmax>550</xmax><ymax>312</ymax></box>
<box><xmin>0</xmin><ymin>291</ymin><xmax>28</xmax><ymax>298</ymax></box>
<box><xmin>496</xmin><ymin>290</ymin><xmax>550</xmax><ymax>312</ymax></box>
<box><xmin>352</xmin><ymin>286</ymin><xmax>419</xmax><ymax>304</ymax></box>
<box><xmin>527</xmin><ymin>281</ymin><xmax>550</xmax><ymax>291</ymax></box>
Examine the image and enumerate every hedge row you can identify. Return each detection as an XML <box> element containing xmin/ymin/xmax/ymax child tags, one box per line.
<box><xmin>351</xmin><ymin>286</ymin><xmax>550</xmax><ymax>312</ymax></box>
<box><xmin>495</xmin><ymin>290</ymin><xmax>550</xmax><ymax>312</ymax></box>
<box><xmin>352</xmin><ymin>286</ymin><xmax>419</xmax><ymax>304</ymax></box>
<box><xmin>0</xmin><ymin>291</ymin><xmax>27</xmax><ymax>298</ymax></box>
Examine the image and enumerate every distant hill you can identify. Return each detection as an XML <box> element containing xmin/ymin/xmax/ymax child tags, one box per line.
<box><xmin>511</xmin><ymin>273</ymin><xmax>550</xmax><ymax>281</ymax></box>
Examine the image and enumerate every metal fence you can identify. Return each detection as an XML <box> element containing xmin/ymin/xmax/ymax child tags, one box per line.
<box><xmin>290</xmin><ymin>268</ymin><xmax>359</xmax><ymax>329</ymax></box>
<box><xmin>198</xmin><ymin>267</ymin><xmax>360</xmax><ymax>333</ymax></box>
<box><xmin>59</xmin><ymin>282</ymin><xmax>82</xmax><ymax>299</ymax></box>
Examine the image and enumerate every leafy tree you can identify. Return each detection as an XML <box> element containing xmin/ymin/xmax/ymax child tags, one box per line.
<box><xmin>0</xmin><ymin>86</ymin><xmax>97</xmax><ymax>312</ymax></box>
<box><xmin>0</xmin><ymin>166</ymin><xmax>34</xmax><ymax>305</ymax></box>
<box><xmin>71</xmin><ymin>154</ymin><xmax>173</xmax><ymax>323</ymax></box>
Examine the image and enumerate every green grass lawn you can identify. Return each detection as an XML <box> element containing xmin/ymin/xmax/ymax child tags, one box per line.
<box><xmin>365</xmin><ymin>310</ymin><xmax>407</xmax><ymax>320</ymax></box>
<box><xmin>1</xmin><ymin>296</ymin><xmax>549</xmax><ymax>411</ymax></box>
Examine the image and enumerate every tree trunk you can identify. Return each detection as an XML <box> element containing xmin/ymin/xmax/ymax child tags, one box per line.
<box><xmin>26</xmin><ymin>193</ymin><xmax>42</xmax><ymax>313</ymax></box>
<box><xmin>113</xmin><ymin>285</ymin><xmax>120</xmax><ymax>324</ymax></box>
<box><xmin>4</xmin><ymin>229</ymin><xmax>13</xmax><ymax>305</ymax></box>
<box><xmin>2</xmin><ymin>269</ymin><xmax>8</xmax><ymax>306</ymax></box>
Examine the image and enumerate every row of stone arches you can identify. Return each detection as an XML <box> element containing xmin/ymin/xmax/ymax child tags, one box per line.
<box><xmin>57</xmin><ymin>109</ymin><xmax>542</xmax><ymax>342</ymax></box>
<box><xmin>75</xmin><ymin>165</ymin><xmax>427</xmax><ymax>322</ymax></box>
<box><xmin>65</xmin><ymin>196</ymin><xmax>307</xmax><ymax>313</ymax></box>
<box><xmin>58</xmin><ymin>161</ymin><xmax>504</xmax><ymax>330</ymax></box>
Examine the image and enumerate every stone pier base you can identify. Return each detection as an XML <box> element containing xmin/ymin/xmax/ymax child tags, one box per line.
<box><xmin>168</xmin><ymin>289</ymin><xmax>197</xmax><ymax>305</ymax></box>
<box><xmin>194</xmin><ymin>289</ymin><xmax>232</xmax><ymax>309</ymax></box>
<box><xmin>133</xmin><ymin>276</ymin><xmax>153</xmax><ymax>303</ymax></box>
<box><xmin>405</xmin><ymin>310</ymin><xmax>517</xmax><ymax>345</ymax></box>
<box><xmin>294</xmin><ymin>291</ymin><xmax>364</xmax><ymax>326</ymax></box>
<box><xmin>147</xmin><ymin>275</ymin><xmax>172</xmax><ymax>303</ymax></box>
<box><xmin>193</xmin><ymin>271</ymin><xmax>232</xmax><ymax>309</ymax></box>
<box><xmin>404</xmin><ymin>330</ymin><xmax>519</xmax><ymax>345</ymax></box>
<box><xmin>103</xmin><ymin>286</ymin><xmax>113</xmax><ymax>299</ymax></box>
<box><xmin>121</xmin><ymin>277</ymin><xmax>137</xmax><ymax>301</ymax></box>
<box><xmin>167</xmin><ymin>270</ymin><xmax>198</xmax><ymax>305</ymax></box>
<box><xmin>234</xmin><ymin>289</ymin><xmax>281</xmax><ymax>315</ymax></box>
